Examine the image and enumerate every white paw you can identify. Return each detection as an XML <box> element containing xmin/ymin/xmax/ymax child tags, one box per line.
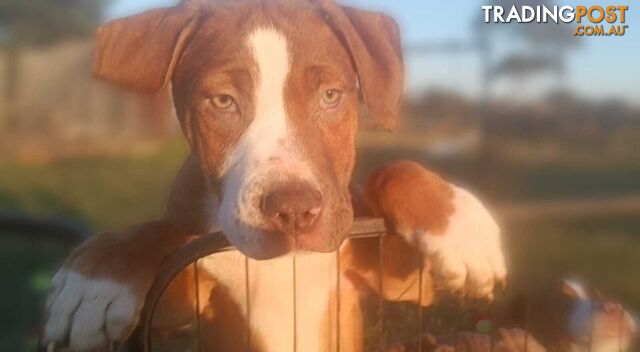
<box><xmin>413</xmin><ymin>187</ymin><xmax>506</xmax><ymax>300</ymax></box>
<box><xmin>43</xmin><ymin>269</ymin><xmax>141</xmax><ymax>350</ymax></box>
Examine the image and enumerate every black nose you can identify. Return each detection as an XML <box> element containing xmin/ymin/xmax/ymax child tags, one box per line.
<box><xmin>261</xmin><ymin>181</ymin><xmax>323</xmax><ymax>234</ymax></box>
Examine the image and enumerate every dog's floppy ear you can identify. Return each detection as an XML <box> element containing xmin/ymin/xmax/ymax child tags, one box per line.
<box><xmin>315</xmin><ymin>0</ymin><xmax>404</xmax><ymax>131</ymax></box>
<box><xmin>93</xmin><ymin>5</ymin><xmax>199</xmax><ymax>92</ymax></box>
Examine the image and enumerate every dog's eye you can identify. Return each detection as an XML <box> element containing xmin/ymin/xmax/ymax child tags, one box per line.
<box><xmin>210</xmin><ymin>94</ymin><xmax>237</xmax><ymax>112</ymax></box>
<box><xmin>320</xmin><ymin>89</ymin><xmax>342</xmax><ymax>108</ymax></box>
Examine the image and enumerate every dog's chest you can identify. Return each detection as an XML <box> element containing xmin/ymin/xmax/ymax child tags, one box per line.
<box><xmin>200</xmin><ymin>251</ymin><xmax>338</xmax><ymax>352</ymax></box>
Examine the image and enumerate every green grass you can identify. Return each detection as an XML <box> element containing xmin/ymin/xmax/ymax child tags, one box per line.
<box><xmin>506</xmin><ymin>218</ymin><xmax>640</xmax><ymax>311</ymax></box>
<box><xmin>0</xmin><ymin>139</ymin><xmax>188</xmax><ymax>231</ymax></box>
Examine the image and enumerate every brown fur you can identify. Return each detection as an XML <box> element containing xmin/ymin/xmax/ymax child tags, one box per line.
<box><xmin>364</xmin><ymin>161</ymin><xmax>455</xmax><ymax>236</ymax></box>
<box><xmin>63</xmin><ymin>222</ymin><xmax>189</xmax><ymax>293</ymax></box>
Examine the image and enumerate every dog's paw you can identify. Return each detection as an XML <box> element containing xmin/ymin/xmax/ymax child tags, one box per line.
<box><xmin>418</xmin><ymin>186</ymin><xmax>506</xmax><ymax>299</ymax></box>
<box><xmin>43</xmin><ymin>269</ymin><xmax>142</xmax><ymax>350</ymax></box>
<box><xmin>365</xmin><ymin>161</ymin><xmax>507</xmax><ymax>300</ymax></box>
<box><xmin>42</xmin><ymin>222</ymin><xmax>183</xmax><ymax>350</ymax></box>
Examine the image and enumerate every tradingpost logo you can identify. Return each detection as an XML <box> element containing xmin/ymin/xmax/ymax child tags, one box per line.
<box><xmin>481</xmin><ymin>5</ymin><xmax>629</xmax><ymax>37</ymax></box>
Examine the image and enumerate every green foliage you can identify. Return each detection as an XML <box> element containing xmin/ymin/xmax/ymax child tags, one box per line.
<box><xmin>0</xmin><ymin>139</ymin><xmax>188</xmax><ymax>231</ymax></box>
<box><xmin>506</xmin><ymin>218</ymin><xmax>640</xmax><ymax>311</ymax></box>
<box><xmin>0</xmin><ymin>0</ymin><xmax>110</xmax><ymax>46</ymax></box>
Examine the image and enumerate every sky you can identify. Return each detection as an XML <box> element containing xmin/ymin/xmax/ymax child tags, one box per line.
<box><xmin>107</xmin><ymin>0</ymin><xmax>639</xmax><ymax>104</ymax></box>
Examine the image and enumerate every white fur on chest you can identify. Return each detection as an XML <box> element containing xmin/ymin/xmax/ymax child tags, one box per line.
<box><xmin>200</xmin><ymin>251</ymin><xmax>338</xmax><ymax>352</ymax></box>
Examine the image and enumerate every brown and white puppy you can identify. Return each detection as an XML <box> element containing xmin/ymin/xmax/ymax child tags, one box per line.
<box><xmin>42</xmin><ymin>1</ymin><xmax>506</xmax><ymax>351</ymax></box>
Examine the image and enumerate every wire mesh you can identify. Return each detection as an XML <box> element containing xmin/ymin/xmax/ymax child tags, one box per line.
<box><xmin>131</xmin><ymin>217</ymin><xmax>623</xmax><ymax>352</ymax></box>
<box><xmin>36</xmin><ymin>225</ymin><xmax>628</xmax><ymax>352</ymax></box>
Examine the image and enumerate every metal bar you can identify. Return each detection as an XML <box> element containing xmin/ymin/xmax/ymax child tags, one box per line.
<box><xmin>588</xmin><ymin>301</ymin><xmax>594</xmax><ymax>352</ymax></box>
<box><xmin>378</xmin><ymin>234</ymin><xmax>385</xmax><ymax>350</ymax></box>
<box><xmin>490</xmin><ymin>300</ymin><xmax>501</xmax><ymax>352</ymax></box>
<box><xmin>417</xmin><ymin>252</ymin><xmax>423</xmax><ymax>352</ymax></box>
<box><xmin>335</xmin><ymin>247</ymin><xmax>341</xmax><ymax>352</ymax></box>
<box><xmin>524</xmin><ymin>301</ymin><xmax>531</xmax><ymax>352</ymax></box>
<box><xmin>430</xmin><ymin>301</ymin><xmax>440</xmax><ymax>336</ymax></box>
<box><xmin>245</xmin><ymin>255</ymin><xmax>251</xmax><ymax>351</ymax></box>
<box><xmin>453</xmin><ymin>325</ymin><xmax>458</xmax><ymax>352</ymax></box>
<box><xmin>193</xmin><ymin>261</ymin><xmax>203</xmax><ymax>352</ymax></box>
<box><xmin>618</xmin><ymin>307</ymin><xmax>624</xmax><ymax>352</ymax></box>
<box><xmin>292</xmin><ymin>256</ymin><xmax>298</xmax><ymax>352</ymax></box>
<box><xmin>490</xmin><ymin>320</ymin><xmax>495</xmax><ymax>352</ymax></box>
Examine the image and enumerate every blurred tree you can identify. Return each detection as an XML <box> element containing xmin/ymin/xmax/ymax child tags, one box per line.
<box><xmin>0</xmin><ymin>0</ymin><xmax>109</xmax><ymax>45</ymax></box>
<box><xmin>470</xmin><ymin>0</ymin><xmax>580</xmax><ymax>194</ymax></box>
<box><xmin>0</xmin><ymin>0</ymin><xmax>110</xmax><ymax>129</ymax></box>
<box><xmin>474</xmin><ymin>0</ymin><xmax>579</xmax><ymax>99</ymax></box>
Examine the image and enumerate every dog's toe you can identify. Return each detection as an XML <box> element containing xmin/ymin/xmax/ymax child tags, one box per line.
<box><xmin>44</xmin><ymin>270</ymin><xmax>140</xmax><ymax>349</ymax></box>
<box><xmin>465</xmin><ymin>258</ymin><xmax>495</xmax><ymax>299</ymax></box>
<box><xmin>106</xmin><ymin>292</ymin><xmax>140</xmax><ymax>342</ymax></box>
<box><xmin>44</xmin><ymin>271</ymin><xmax>83</xmax><ymax>344</ymax></box>
<box><xmin>424</xmin><ymin>234</ymin><xmax>467</xmax><ymax>292</ymax></box>
<box><xmin>70</xmin><ymin>297</ymin><xmax>109</xmax><ymax>351</ymax></box>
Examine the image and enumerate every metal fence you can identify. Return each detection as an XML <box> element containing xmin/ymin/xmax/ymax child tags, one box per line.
<box><xmin>132</xmin><ymin>217</ymin><xmax>636</xmax><ymax>352</ymax></box>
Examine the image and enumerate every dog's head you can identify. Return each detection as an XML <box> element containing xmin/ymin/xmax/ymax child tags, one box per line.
<box><xmin>93</xmin><ymin>0</ymin><xmax>404</xmax><ymax>259</ymax></box>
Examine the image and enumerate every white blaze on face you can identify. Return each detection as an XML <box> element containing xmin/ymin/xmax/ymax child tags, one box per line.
<box><xmin>223</xmin><ymin>27</ymin><xmax>290</xmax><ymax>176</ymax></box>
<box><xmin>216</xmin><ymin>27</ymin><xmax>316</xmax><ymax>255</ymax></box>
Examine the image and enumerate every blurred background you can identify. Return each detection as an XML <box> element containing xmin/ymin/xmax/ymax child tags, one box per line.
<box><xmin>1</xmin><ymin>0</ymin><xmax>639</xmax><ymax>350</ymax></box>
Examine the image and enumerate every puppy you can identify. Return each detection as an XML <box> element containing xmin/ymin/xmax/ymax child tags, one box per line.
<box><xmin>43</xmin><ymin>1</ymin><xmax>506</xmax><ymax>351</ymax></box>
